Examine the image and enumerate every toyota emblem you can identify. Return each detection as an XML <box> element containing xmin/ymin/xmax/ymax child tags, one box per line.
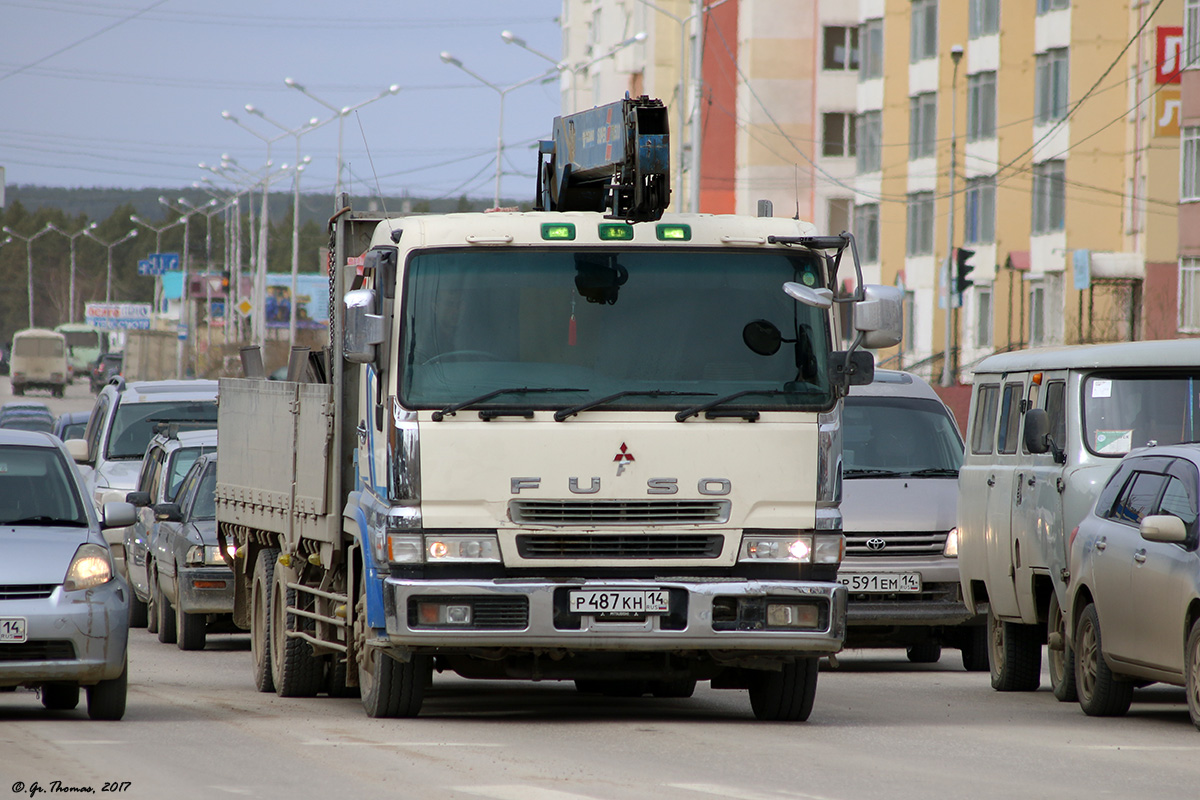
<box><xmin>866</xmin><ymin>537</ymin><xmax>887</xmax><ymax>551</ymax></box>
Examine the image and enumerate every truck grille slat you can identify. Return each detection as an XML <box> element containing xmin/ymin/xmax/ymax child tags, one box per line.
<box><xmin>845</xmin><ymin>531</ymin><xmax>948</xmax><ymax>557</ymax></box>
<box><xmin>510</xmin><ymin>500</ymin><xmax>730</xmax><ymax>526</ymax></box>
<box><xmin>516</xmin><ymin>534</ymin><xmax>724</xmax><ymax>559</ymax></box>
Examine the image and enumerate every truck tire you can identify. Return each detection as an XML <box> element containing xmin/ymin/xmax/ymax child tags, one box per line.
<box><xmin>355</xmin><ymin>588</ymin><xmax>428</xmax><ymax>717</ymax></box>
<box><xmin>251</xmin><ymin>548</ymin><xmax>277</xmax><ymax>693</ymax></box>
<box><xmin>86</xmin><ymin>658</ymin><xmax>127</xmax><ymax>721</ymax></box>
<box><xmin>128</xmin><ymin>595</ymin><xmax>148</xmax><ymax>629</ymax></box>
<box><xmin>269</xmin><ymin>556</ymin><xmax>323</xmax><ymax>697</ymax></box>
<box><xmin>1186</xmin><ymin>618</ymin><xmax>1200</xmax><ymax>732</ymax></box>
<box><xmin>960</xmin><ymin>625</ymin><xmax>989</xmax><ymax>672</ymax></box>
<box><xmin>177</xmin><ymin>603</ymin><xmax>207</xmax><ymax>651</ymax></box>
<box><xmin>1048</xmin><ymin>592</ymin><xmax>1077</xmax><ymax>702</ymax></box>
<box><xmin>41</xmin><ymin>682</ymin><xmax>79</xmax><ymax>710</ymax></box>
<box><xmin>154</xmin><ymin>570</ymin><xmax>177</xmax><ymax>645</ymax></box>
<box><xmin>906</xmin><ymin>643</ymin><xmax>942</xmax><ymax>664</ymax></box>
<box><xmin>748</xmin><ymin>657</ymin><xmax>818</xmax><ymax>721</ymax></box>
<box><xmin>1075</xmin><ymin>603</ymin><xmax>1133</xmax><ymax>717</ymax></box>
<box><xmin>988</xmin><ymin>607</ymin><xmax>1040</xmax><ymax>692</ymax></box>
<box><xmin>325</xmin><ymin>656</ymin><xmax>359</xmax><ymax>698</ymax></box>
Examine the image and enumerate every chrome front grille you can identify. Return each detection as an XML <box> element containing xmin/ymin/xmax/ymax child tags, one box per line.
<box><xmin>845</xmin><ymin>531</ymin><xmax>948</xmax><ymax>557</ymax></box>
<box><xmin>509</xmin><ymin>500</ymin><xmax>730</xmax><ymax>526</ymax></box>
<box><xmin>516</xmin><ymin>533</ymin><xmax>724</xmax><ymax>559</ymax></box>
<box><xmin>0</xmin><ymin>584</ymin><xmax>56</xmax><ymax>601</ymax></box>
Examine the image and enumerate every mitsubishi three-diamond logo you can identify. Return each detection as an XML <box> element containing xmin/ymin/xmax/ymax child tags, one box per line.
<box><xmin>613</xmin><ymin>443</ymin><xmax>635</xmax><ymax>476</ymax></box>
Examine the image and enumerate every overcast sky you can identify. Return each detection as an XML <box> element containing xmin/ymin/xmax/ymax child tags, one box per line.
<box><xmin>0</xmin><ymin>0</ymin><xmax>565</xmax><ymax>204</ymax></box>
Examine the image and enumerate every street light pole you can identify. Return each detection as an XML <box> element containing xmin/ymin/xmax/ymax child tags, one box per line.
<box><xmin>161</xmin><ymin>196</ymin><xmax>218</xmax><ymax>379</ymax></box>
<box><xmin>83</xmin><ymin>228</ymin><xmax>138</xmax><ymax>303</ymax></box>
<box><xmin>503</xmin><ymin>29</ymin><xmax>646</xmax><ymax>115</ymax></box>
<box><xmin>2</xmin><ymin>224</ymin><xmax>54</xmax><ymax>328</ymax></box>
<box><xmin>130</xmin><ymin>213</ymin><xmax>184</xmax><ymax>325</ymax></box>
<box><xmin>942</xmin><ymin>44</ymin><xmax>964</xmax><ymax>388</ymax></box>
<box><xmin>283</xmin><ymin>79</ymin><xmax>401</xmax><ymax>199</ymax></box>
<box><xmin>46</xmin><ymin>221</ymin><xmax>98</xmax><ymax>324</ymax></box>
<box><xmin>439</xmin><ymin>53</ymin><xmax>559</xmax><ymax>208</ymax></box>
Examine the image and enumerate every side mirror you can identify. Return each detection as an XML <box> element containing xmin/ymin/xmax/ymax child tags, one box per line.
<box><xmin>126</xmin><ymin>491</ymin><xmax>151</xmax><ymax>508</ymax></box>
<box><xmin>101</xmin><ymin>501</ymin><xmax>137</xmax><ymax>530</ymax></box>
<box><xmin>363</xmin><ymin>246</ymin><xmax>399</xmax><ymax>301</ymax></box>
<box><xmin>153</xmin><ymin>502</ymin><xmax>183</xmax><ymax>523</ymax></box>
<box><xmin>829</xmin><ymin>351</ymin><xmax>875</xmax><ymax>386</ymax></box>
<box><xmin>1140</xmin><ymin>514</ymin><xmax>1188</xmax><ymax>544</ymax></box>
<box><xmin>1024</xmin><ymin>408</ymin><xmax>1051</xmax><ymax>454</ymax></box>
<box><xmin>64</xmin><ymin>438</ymin><xmax>89</xmax><ymax>464</ymax></box>
<box><xmin>853</xmin><ymin>285</ymin><xmax>904</xmax><ymax>349</ymax></box>
<box><xmin>343</xmin><ymin>288</ymin><xmax>386</xmax><ymax>364</ymax></box>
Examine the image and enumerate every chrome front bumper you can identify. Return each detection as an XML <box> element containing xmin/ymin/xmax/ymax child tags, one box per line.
<box><xmin>381</xmin><ymin>578</ymin><xmax>846</xmax><ymax>654</ymax></box>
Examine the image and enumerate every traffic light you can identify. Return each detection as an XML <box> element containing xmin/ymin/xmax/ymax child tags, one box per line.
<box><xmin>955</xmin><ymin>247</ymin><xmax>976</xmax><ymax>294</ymax></box>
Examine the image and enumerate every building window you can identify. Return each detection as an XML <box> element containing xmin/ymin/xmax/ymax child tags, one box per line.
<box><xmin>828</xmin><ymin>197</ymin><xmax>852</xmax><ymax>236</ymax></box>
<box><xmin>822</xmin><ymin>113</ymin><xmax>857</xmax><ymax>157</ymax></box>
<box><xmin>1032</xmin><ymin>160</ymin><xmax>1066</xmax><ymax>234</ymax></box>
<box><xmin>855</xmin><ymin>203</ymin><xmax>880</xmax><ymax>263</ymax></box>
<box><xmin>856</xmin><ymin>111</ymin><xmax>882</xmax><ymax>173</ymax></box>
<box><xmin>969</xmin><ymin>0</ymin><xmax>1001</xmax><ymax>38</ymax></box>
<box><xmin>909</xmin><ymin>93</ymin><xmax>937</xmax><ymax>159</ymax></box>
<box><xmin>859</xmin><ymin>18</ymin><xmax>885</xmax><ymax>80</ymax></box>
<box><xmin>906</xmin><ymin>192</ymin><xmax>935</xmax><ymax>256</ymax></box>
<box><xmin>964</xmin><ymin>176</ymin><xmax>996</xmax><ymax>244</ymax></box>
<box><xmin>1037</xmin><ymin>0</ymin><xmax>1069</xmax><ymax>13</ymax></box>
<box><xmin>1035</xmin><ymin>48</ymin><xmax>1069</xmax><ymax>124</ymax></box>
<box><xmin>824</xmin><ymin>26</ymin><xmax>860</xmax><ymax>71</ymax></box>
<box><xmin>967</xmin><ymin>71</ymin><xmax>997</xmax><ymax>141</ymax></box>
<box><xmin>1188</xmin><ymin>0</ymin><xmax>1200</xmax><ymax>68</ymax></box>
<box><xmin>1181</xmin><ymin>257</ymin><xmax>1200</xmax><ymax>332</ymax></box>
<box><xmin>1183</xmin><ymin>127</ymin><xmax>1200</xmax><ymax>201</ymax></box>
<box><xmin>1029</xmin><ymin>283</ymin><xmax>1046</xmax><ymax>345</ymax></box>
<box><xmin>976</xmin><ymin>287</ymin><xmax>994</xmax><ymax>347</ymax></box>
<box><xmin>910</xmin><ymin>0</ymin><xmax>938</xmax><ymax>63</ymax></box>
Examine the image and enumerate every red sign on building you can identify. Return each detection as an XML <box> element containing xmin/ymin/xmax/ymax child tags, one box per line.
<box><xmin>1157</xmin><ymin>26</ymin><xmax>1184</xmax><ymax>84</ymax></box>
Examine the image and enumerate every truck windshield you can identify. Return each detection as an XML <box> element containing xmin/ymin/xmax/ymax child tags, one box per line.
<box><xmin>1082</xmin><ymin>372</ymin><xmax>1200</xmax><ymax>456</ymax></box>
<box><xmin>843</xmin><ymin>396</ymin><xmax>963</xmax><ymax>476</ymax></box>
<box><xmin>399</xmin><ymin>247</ymin><xmax>835</xmax><ymax>412</ymax></box>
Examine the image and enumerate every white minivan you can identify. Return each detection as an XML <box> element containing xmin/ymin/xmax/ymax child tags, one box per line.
<box><xmin>958</xmin><ymin>339</ymin><xmax>1200</xmax><ymax>700</ymax></box>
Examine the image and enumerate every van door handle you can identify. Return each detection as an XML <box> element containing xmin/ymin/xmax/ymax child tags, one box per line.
<box><xmin>355</xmin><ymin>421</ymin><xmax>368</xmax><ymax>441</ymax></box>
<box><xmin>987</xmin><ymin>476</ymin><xmax>996</xmax><ymax>487</ymax></box>
<box><xmin>1027</xmin><ymin>476</ymin><xmax>1036</xmax><ymax>487</ymax></box>
<box><xmin>1134</xmin><ymin>549</ymin><xmax>1147</xmax><ymax>564</ymax></box>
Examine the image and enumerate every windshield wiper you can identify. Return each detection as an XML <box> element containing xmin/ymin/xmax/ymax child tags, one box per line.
<box><xmin>432</xmin><ymin>387</ymin><xmax>586</xmax><ymax>422</ymax></box>
<box><xmin>2</xmin><ymin>516</ymin><xmax>88</xmax><ymax>527</ymax></box>
<box><xmin>843</xmin><ymin>468</ymin><xmax>902</xmax><ymax>478</ymax></box>
<box><xmin>899</xmin><ymin>467</ymin><xmax>960</xmax><ymax>478</ymax></box>
<box><xmin>674</xmin><ymin>390</ymin><xmax>791</xmax><ymax>422</ymax></box>
<box><xmin>554</xmin><ymin>390</ymin><xmax>716</xmax><ymax>422</ymax></box>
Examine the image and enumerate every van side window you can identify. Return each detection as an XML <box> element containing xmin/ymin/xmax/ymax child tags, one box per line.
<box><xmin>1044</xmin><ymin>381</ymin><xmax>1066</xmax><ymax>446</ymax></box>
<box><xmin>971</xmin><ymin>383</ymin><xmax>1000</xmax><ymax>454</ymax></box>
<box><xmin>996</xmin><ymin>383</ymin><xmax>1024</xmax><ymax>454</ymax></box>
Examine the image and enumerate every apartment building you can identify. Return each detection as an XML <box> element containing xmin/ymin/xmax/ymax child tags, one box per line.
<box><xmin>565</xmin><ymin>0</ymin><xmax>1185</xmax><ymax>380</ymax></box>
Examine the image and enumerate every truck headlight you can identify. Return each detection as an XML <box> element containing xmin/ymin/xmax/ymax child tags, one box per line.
<box><xmin>63</xmin><ymin>544</ymin><xmax>113</xmax><ymax>591</ymax></box>
<box><xmin>943</xmin><ymin>527</ymin><xmax>959</xmax><ymax>558</ymax></box>
<box><xmin>738</xmin><ymin>532</ymin><xmax>844</xmax><ymax>564</ymax></box>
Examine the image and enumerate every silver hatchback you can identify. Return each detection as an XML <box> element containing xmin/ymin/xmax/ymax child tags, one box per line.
<box><xmin>0</xmin><ymin>430</ymin><xmax>136</xmax><ymax>719</ymax></box>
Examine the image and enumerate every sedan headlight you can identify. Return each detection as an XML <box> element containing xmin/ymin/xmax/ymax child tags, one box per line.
<box><xmin>738</xmin><ymin>531</ymin><xmax>844</xmax><ymax>565</ymax></box>
<box><xmin>63</xmin><ymin>543</ymin><xmax>113</xmax><ymax>591</ymax></box>
<box><xmin>186</xmin><ymin>544</ymin><xmax>237</xmax><ymax>566</ymax></box>
<box><xmin>943</xmin><ymin>527</ymin><xmax>959</xmax><ymax>558</ymax></box>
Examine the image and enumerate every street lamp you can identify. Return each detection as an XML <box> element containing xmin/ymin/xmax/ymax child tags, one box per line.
<box><xmin>130</xmin><ymin>213</ymin><xmax>185</xmax><ymax>322</ymax></box>
<box><xmin>439</xmin><ymin>52</ymin><xmax>559</xmax><ymax>208</ymax></box>
<box><xmin>941</xmin><ymin>44</ymin><xmax>965</xmax><ymax>388</ymax></box>
<box><xmin>45</xmin><ymin>221</ymin><xmax>98</xmax><ymax>324</ymax></box>
<box><xmin>503</xmin><ymin>29</ymin><xmax>646</xmax><ymax>113</ymax></box>
<box><xmin>2</xmin><ymin>223</ymin><xmax>53</xmax><ymax>328</ymax></box>
<box><xmin>283</xmin><ymin>79</ymin><xmax>401</xmax><ymax>198</ymax></box>
<box><xmin>244</xmin><ymin>104</ymin><xmax>329</xmax><ymax>347</ymax></box>
<box><xmin>161</xmin><ymin>196</ymin><xmax>219</xmax><ymax>379</ymax></box>
<box><xmin>83</xmin><ymin>228</ymin><xmax>138</xmax><ymax>303</ymax></box>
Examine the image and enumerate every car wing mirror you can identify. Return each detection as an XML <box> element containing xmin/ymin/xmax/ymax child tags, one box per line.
<box><xmin>1140</xmin><ymin>514</ymin><xmax>1188</xmax><ymax>544</ymax></box>
<box><xmin>102</xmin><ymin>501</ymin><xmax>137</xmax><ymax>530</ymax></box>
<box><xmin>125</xmin><ymin>491</ymin><xmax>151</xmax><ymax>508</ymax></box>
<box><xmin>153</xmin><ymin>502</ymin><xmax>183</xmax><ymax>523</ymax></box>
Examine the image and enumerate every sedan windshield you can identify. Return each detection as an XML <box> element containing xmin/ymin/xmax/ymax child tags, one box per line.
<box><xmin>399</xmin><ymin>247</ymin><xmax>835</xmax><ymax>412</ymax></box>
<box><xmin>107</xmin><ymin>401</ymin><xmax>217</xmax><ymax>459</ymax></box>
<box><xmin>0</xmin><ymin>445</ymin><xmax>87</xmax><ymax>526</ymax></box>
<box><xmin>1083</xmin><ymin>372</ymin><xmax>1200</xmax><ymax>455</ymax></box>
<box><xmin>843</xmin><ymin>396</ymin><xmax>964</xmax><ymax>476</ymax></box>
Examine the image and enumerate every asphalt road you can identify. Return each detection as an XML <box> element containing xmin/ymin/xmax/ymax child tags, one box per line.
<box><xmin>2</xmin><ymin>377</ymin><xmax>1198</xmax><ymax>799</ymax></box>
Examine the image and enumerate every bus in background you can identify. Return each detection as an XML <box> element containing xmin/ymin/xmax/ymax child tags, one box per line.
<box><xmin>55</xmin><ymin>322</ymin><xmax>108</xmax><ymax>383</ymax></box>
<box><xmin>9</xmin><ymin>328</ymin><xmax>68</xmax><ymax>397</ymax></box>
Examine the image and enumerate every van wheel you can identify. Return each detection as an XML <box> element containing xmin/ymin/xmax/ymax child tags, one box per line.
<box><xmin>988</xmin><ymin>607</ymin><xmax>1041</xmax><ymax>691</ymax></box>
<box><xmin>906</xmin><ymin>643</ymin><xmax>942</xmax><ymax>664</ymax></box>
<box><xmin>1186</xmin><ymin>618</ymin><xmax>1200</xmax><ymax>731</ymax></box>
<box><xmin>960</xmin><ymin>625</ymin><xmax>989</xmax><ymax>672</ymax></box>
<box><xmin>1049</xmin><ymin>592</ymin><xmax>1078</xmax><ymax>702</ymax></box>
<box><xmin>748</xmin><ymin>658</ymin><xmax>818</xmax><ymax>721</ymax></box>
<box><xmin>1075</xmin><ymin>603</ymin><xmax>1132</xmax><ymax>717</ymax></box>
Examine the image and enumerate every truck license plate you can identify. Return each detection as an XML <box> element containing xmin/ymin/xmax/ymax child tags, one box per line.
<box><xmin>569</xmin><ymin>590</ymin><xmax>669</xmax><ymax>615</ymax></box>
<box><xmin>838</xmin><ymin>573</ymin><xmax>921</xmax><ymax>593</ymax></box>
<box><xmin>0</xmin><ymin>617</ymin><xmax>28</xmax><ymax>643</ymax></box>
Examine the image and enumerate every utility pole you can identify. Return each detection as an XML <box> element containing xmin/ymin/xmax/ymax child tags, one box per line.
<box><xmin>942</xmin><ymin>44</ymin><xmax>963</xmax><ymax>388</ymax></box>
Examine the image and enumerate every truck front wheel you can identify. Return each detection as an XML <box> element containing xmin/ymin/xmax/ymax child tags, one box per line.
<box><xmin>748</xmin><ymin>657</ymin><xmax>818</xmax><ymax>721</ymax></box>
<box><xmin>988</xmin><ymin>607</ymin><xmax>1041</xmax><ymax>692</ymax></box>
<box><xmin>354</xmin><ymin>585</ymin><xmax>428</xmax><ymax>718</ymax></box>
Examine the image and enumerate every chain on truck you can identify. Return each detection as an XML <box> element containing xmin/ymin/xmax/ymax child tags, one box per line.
<box><xmin>214</xmin><ymin>96</ymin><xmax>904</xmax><ymax>720</ymax></box>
